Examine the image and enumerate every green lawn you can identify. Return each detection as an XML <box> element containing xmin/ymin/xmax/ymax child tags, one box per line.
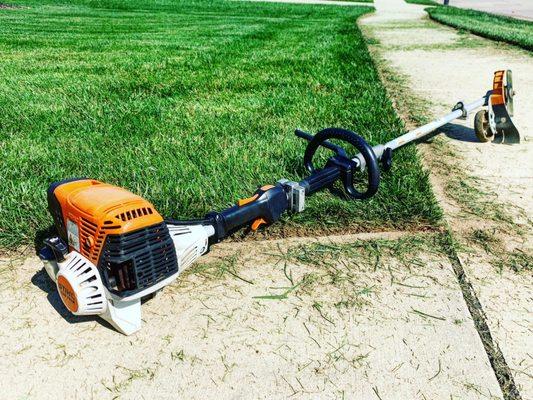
<box><xmin>404</xmin><ymin>0</ymin><xmax>438</xmax><ymax>6</ymax></box>
<box><xmin>427</xmin><ymin>6</ymin><xmax>533</xmax><ymax>51</ymax></box>
<box><xmin>0</xmin><ymin>0</ymin><xmax>440</xmax><ymax>248</ymax></box>
<box><xmin>330</xmin><ymin>0</ymin><xmax>374</xmax><ymax>3</ymax></box>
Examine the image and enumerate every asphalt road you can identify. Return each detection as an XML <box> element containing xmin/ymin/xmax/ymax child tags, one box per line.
<box><xmin>443</xmin><ymin>0</ymin><xmax>533</xmax><ymax>21</ymax></box>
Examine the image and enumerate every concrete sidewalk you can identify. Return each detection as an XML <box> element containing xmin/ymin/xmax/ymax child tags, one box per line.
<box><xmin>0</xmin><ymin>234</ymin><xmax>504</xmax><ymax>400</ymax></box>
<box><xmin>361</xmin><ymin>0</ymin><xmax>533</xmax><ymax>397</ymax></box>
<box><xmin>243</xmin><ymin>0</ymin><xmax>373</xmax><ymax>7</ymax></box>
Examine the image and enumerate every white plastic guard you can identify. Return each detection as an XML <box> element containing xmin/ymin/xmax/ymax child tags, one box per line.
<box><xmin>101</xmin><ymin>298</ymin><xmax>142</xmax><ymax>336</ymax></box>
<box><xmin>46</xmin><ymin>224</ymin><xmax>215</xmax><ymax>335</ymax></box>
<box><xmin>56</xmin><ymin>252</ymin><xmax>107</xmax><ymax>316</ymax></box>
<box><xmin>168</xmin><ymin>224</ymin><xmax>214</xmax><ymax>271</ymax></box>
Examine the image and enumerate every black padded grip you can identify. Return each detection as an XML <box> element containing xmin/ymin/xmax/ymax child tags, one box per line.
<box><xmin>206</xmin><ymin>185</ymin><xmax>290</xmax><ymax>242</ymax></box>
<box><xmin>303</xmin><ymin>127</ymin><xmax>380</xmax><ymax>200</ymax></box>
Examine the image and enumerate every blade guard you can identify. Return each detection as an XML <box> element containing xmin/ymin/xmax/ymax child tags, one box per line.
<box><xmin>489</xmin><ymin>70</ymin><xmax>520</xmax><ymax>144</ymax></box>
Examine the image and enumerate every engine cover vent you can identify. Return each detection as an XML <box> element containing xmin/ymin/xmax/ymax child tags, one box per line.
<box><xmin>98</xmin><ymin>222</ymin><xmax>178</xmax><ymax>297</ymax></box>
<box><xmin>115</xmin><ymin>207</ymin><xmax>154</xmax><ymax>222</ymax></box>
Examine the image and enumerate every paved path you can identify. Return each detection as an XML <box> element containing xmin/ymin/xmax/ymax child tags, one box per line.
<box><xmin>1</xmin><ymin>233</ymin><xmax>504</xmax><ymax>399</ymax></box>
<box><xmin>1</xmin><ymin>2</ymin><xmax>530</xmax><ymax>399</ymax></box>
<box><xmin>449</xmin><ymin>0</ymin><xmax>533</xmax><ymax>21</ymax></box>
<box><xmin>361</xmin><ymin>0</ymin><xmax>533</xmax><ymax>396</ymax></box>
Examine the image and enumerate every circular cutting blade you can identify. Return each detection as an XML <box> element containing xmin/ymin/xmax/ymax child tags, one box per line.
<box><xmin>505</xmin><ymin>69</ymin><xmax>514</xmax><ymax>117</ymax></box>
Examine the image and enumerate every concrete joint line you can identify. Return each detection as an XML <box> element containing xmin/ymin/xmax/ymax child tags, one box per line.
<box><xmin>447</xmin><ymin>244</ymin><xmax>522</xmax><ymax>400</ymax></box>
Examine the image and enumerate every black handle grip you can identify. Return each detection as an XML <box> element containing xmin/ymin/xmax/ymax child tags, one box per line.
<box><xmin>302</xmin><ymin>127</ymin><xmax>380</xmax><ymax>200</ymax></box>
<box><xmin>207</xmin><ymin>185</ymin><xmax>289</xmax><ymax>241</ymax></box>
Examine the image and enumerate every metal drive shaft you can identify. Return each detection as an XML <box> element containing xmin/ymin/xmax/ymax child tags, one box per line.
<box><xmin>352</xmin><ymin>96</ymin><xmax>488</xmax><ymax>168</ymax></box>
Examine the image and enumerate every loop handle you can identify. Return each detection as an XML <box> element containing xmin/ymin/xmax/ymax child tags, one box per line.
<box><xmin>302</xmin><ymin>127</ymin><xmax>380</xmax><ymax>200</ymax></box>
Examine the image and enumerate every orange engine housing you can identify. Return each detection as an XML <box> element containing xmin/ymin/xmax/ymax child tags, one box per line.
<box><xmin>49</xmin><ymin>179</ymin><xmax>163</xmax><ymax>264</ymax></box>
<box><xmin>47</xmin><ymin>179</ymin><xmax>178</xmax><ymax>296</ymax></box>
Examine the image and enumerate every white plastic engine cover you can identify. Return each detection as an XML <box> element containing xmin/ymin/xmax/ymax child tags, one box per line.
<box><xmin>56</xmin><ymin>252</ymin><xmax>107</xmax><ymax>315</ymax></box>
<box><xmin>168</xmin><ymin>224</ymin><xmax>214</xmax><ymax>271</ymax></box>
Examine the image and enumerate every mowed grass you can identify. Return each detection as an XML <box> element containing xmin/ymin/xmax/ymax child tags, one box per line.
<box><xmin>404</xmin><ymin>0</ymin><xmax>438</xmax><ymax>6</ymax></box>
<box><xmin>427</xmin><ymin>6</ymin><xmax>533</xmax><ymax>51</ymax></box>
<box><xmin>328</xmin><ymin>0</ymin><xmax>374</xmax><ymax>3</ymax></box>
<box><xmin>330</xmin><ymin>0</ymin><xmax>374</xmax><ymax>3</ymax></box>
<box><xmin>0</xmin><ymin>0</ymin><xmax>441</xmax><ymax>248</ymax></box>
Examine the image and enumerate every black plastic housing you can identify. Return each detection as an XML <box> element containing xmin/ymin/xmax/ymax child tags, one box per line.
<box><xmin>98</xmin><ymin>222</ymin><xmax>178</xmax><ymax>297</ymax></box>
<box><xmin>46</xmin><ymin>177</ymin><xmax>87</xmax><ymax>242</ymax></box>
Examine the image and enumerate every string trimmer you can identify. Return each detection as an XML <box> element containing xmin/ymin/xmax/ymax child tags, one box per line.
<box><xmin>39</xmin><ymin>70</ymin><xmax>519</xmax><ymax>335</ymax></box>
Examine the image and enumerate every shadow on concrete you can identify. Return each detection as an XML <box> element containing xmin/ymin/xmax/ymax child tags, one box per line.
<box><xmin>31</xmin><ymin>268</ymin><xmax>115</xmax><ymax>330</ymax></box>
<box><xmin>423</xmin><ymin>123</ymin><xmax>513</xmax><ymax>145</ymax></box>
<box><xmin>441</xmin><ymin>122</ymin><xmax>481</xmax><ymax>143</ymax></box>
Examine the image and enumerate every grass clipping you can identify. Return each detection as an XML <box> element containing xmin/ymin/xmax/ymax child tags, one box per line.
<box><xmin>189</xmin><ymin>233</ymin><xmax>446</xmax><ymax>312</ymax></box>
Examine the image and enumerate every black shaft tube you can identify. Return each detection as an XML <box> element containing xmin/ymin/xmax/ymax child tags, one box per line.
<box><xmin>299</xmin><ymin>166</ymin><xmax>340</xmax><ymax>195</ymax></box>
<box><xmin>219</xmin><ymin>204</ymin><xmax>263</xmax><ymax>233</ymax></box>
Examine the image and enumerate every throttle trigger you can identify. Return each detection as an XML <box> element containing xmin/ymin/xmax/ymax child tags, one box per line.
<box><xmin>251</xmin><ymin>218</ymin><xmax>268</xmax><ymax>231</ymax></box>
<box><xmin>237</xmin><ymin>194</ymin><xmax>259</xmax><ymax>207</ymax></box>
<box><xmin>238</xmin><ymin>185</ymin><xmax>275</xmax><ymax>207</ymax></box>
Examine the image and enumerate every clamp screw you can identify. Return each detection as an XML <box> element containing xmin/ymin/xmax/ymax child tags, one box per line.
<box><xmin>84</xmin><ymin>237</ymin><xmax>94</xmax><ymax>248</ymax></box>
